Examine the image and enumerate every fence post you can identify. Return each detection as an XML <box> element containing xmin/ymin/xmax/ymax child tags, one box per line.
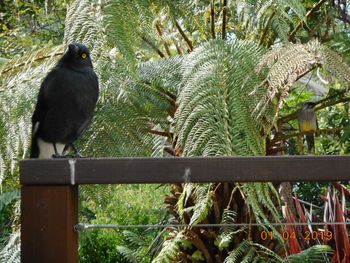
<box><xmin>21</xmin><ymin>185</ymin><xmax>78</xmax><ymax>263</ymax></box>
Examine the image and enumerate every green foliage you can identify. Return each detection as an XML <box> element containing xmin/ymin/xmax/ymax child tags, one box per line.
<box><xmin>286</xmin><ymin>245</ymin><xmax>333</xmax><ymax>263</ymax></box>
<box><xmin>79</xmin><ymin>229</ymin><xmax>124</xmax><ymax>263</ymax></box>
<box><xmin>175</xmin><ymin>39</ymin><xmax>268</xmax><ymax>156</ymax></box>
<box><xmin>0</xmin><ymin>190</ymin><xmax>19</xmax><ymax>213</ymax></box>
<box><xmin>215</xmin><ymin>208</ymin><xmax>239</xmax><ymax>251</ymax></box>
<box><xmin>0</xmin><ymin>0</ymin><xmax>67</xmax><ymax>58</ymax></box>
<box><xmin>188</xmin><ymin>184</ymin><xmax>214</xmax><ymax>226</ymax></box>
<box><xmin>79</xmin><ymin>184</ymin><xmax>167</xmax><ymax>263</ymax></box>
<box><xmin>152</xmin><ymin>230</ymin><xmax>185</xmax><ymax>263</ymax></box>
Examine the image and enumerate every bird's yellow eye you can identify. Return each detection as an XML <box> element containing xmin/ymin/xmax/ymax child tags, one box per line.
<box><xmin>81</xmin><ymin>53</ymin><xmax>87</xmax><ymax>59</ymax></box>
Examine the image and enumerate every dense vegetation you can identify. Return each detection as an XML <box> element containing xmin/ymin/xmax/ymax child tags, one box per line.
<box><xmin>1</xmin><ymin>0</ymin><xmax>350</xmax><ymax>262</ymax></box>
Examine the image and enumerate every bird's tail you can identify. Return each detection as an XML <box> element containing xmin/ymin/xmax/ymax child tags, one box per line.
<box><xmin>306</xmin><ymin>134</ymin><xmax>315</xmax><ymax>153</ymax></box>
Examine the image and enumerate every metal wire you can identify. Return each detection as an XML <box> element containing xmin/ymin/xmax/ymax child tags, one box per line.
<box><xmin>74</xmin><ymin>222</ymin><xmax>350</xmax><ymax>232</ymax></box>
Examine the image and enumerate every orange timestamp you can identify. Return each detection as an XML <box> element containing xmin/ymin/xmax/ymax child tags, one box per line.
<box><xmin>260</xmin><ymin>230</ymin><xmax>333</xmax><ymax>241</ymax></box>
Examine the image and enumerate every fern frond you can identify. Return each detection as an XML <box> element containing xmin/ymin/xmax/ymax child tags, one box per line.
<box><xmin>224</xmin><ymin>239</ymin><xmax>251</xmax><ymax>263</ymax></box>
<box><xmin>253</xmin><ymin>40</ymin><xmax>350</xmax><ymax>122</ymax></box>
<box><xmin>189</xmin><ymin>184</ymin><xmax>214</xmax><ymax>226</ymax></box>
<box><xmin>116</xmin><ymin>245</ymin><xmax>141</xmax><ymax>263</ymax></box>
<box><xmin>175</xmin><ymin>40</ymin><xmax>267</xmax><ymax>157</ymax></box>
<box><xmin>0</xmin><ymin>228</ymin><xmax>20</xmax><ymax>263</ymax></box>
<box><xmin>0</xmin><ymin>190</ymin><xmax>20</xmax><ymax>212</ymax></box>
<box><xmin>176</xmin><ymin>183</ymin><xmax>194</xmax><ymax>223</ymax></box>
<box><xmin>152</xmin><ymin>230</ymin><xmax>184</xmax><ymax>263</ymax></box>
<box><xmin>0</xmin><ymin>46</ymin><xmax>61</xmax><ymax>178</ymax></box>
<box><xmin>286</xmin><ymin>245</ymin><xmax>333</xmax><ymax>263</ymax></box>
<box><xmin>215</xmin><ymin>208</ymin><xmax>242</xmax><ymax>251</ymax></box>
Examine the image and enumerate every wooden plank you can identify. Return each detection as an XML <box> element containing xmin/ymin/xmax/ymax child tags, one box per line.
<box><xmin>20</xmin><ymin>159</ymin><xmax>71</xmax><ymax>184</ymax></box>
<box><xmin>21</xmin><ymin>185</ymin><xmax>78</xmax><ymax>263</ymax></box>
<box><xmin>20</xmin><ymin>156</ymin><xmax>350</xmax><ymax>185</ymax></box>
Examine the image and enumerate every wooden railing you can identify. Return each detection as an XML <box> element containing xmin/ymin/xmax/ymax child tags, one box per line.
<box><xmin>20</xmin><ymin>156</ymin><xmax>350</xmax><ymax>263</ymax></box>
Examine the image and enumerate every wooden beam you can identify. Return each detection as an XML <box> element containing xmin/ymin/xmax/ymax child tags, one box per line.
<box><xmin>21</xmin><ymin>185</ymin><xmax>78</xmax><ymax>263</ymax></box>
<box><xmin>20</xmin><ymin>156</ymin><xmax>350</xmax><ymax>185</ymax></box>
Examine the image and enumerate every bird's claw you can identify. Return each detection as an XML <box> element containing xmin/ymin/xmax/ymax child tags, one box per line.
<box><xmin>52</xmin><ymin>154</ymin><xmax>65</xmax><ymax>158</ymax></box>
<box><xmin>64</xmin><ymin>152</ymin><xmax>83</xmax><ymax>158</ymax></box>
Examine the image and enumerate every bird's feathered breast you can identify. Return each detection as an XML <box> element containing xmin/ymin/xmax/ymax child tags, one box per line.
<box><xmin>42</xmin><ymin>65</ymin><xmax>99</xmax><ymax>115</ymax></box>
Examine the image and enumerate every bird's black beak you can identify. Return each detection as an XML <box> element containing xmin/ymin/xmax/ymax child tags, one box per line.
<box><xmin>68</xmin><ymin>44</ymin><xmax>78</xmax><ymax>53</ymax></box>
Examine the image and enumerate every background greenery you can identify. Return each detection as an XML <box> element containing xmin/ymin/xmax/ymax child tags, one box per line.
<box><xmin>1</xmin><ymin>0</ymin><xmax>350</xmax><ymax>262</ymax></box>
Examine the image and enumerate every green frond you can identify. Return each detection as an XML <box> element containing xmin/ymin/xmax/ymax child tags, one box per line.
<box><xmin>0</xmin><ymin>46</ymin><xmax>60</xmax><ymax>179</ymax></box>
<box><xmin>279</xmin><ymin>0</ymin><xmax>306</xmax><ymax>23</ymax></box>
<box><xmin>0</xmin><ymin>228</ymin><xmax>20</xmax><ymax>263</ymax></box>
<box><xmin>64</xmin><ymin>0</ymin><xmax>106</xmax><ymax>63</ymax></box>
<box><xmin>318</xmin><ymin>44</ymin><xmax>350</xmax><ymax>86</ymax></box>
<box><xmin>0</xmin><ymin>190</ymin><xmax>20</xmax><ymax>212</ymax></box>
<box><xmin>152</xmin><ymin>230</ymin><xmax>184</xmax><ymax>263</ymax></box>
<box><xmin>80</xmin><ymin>185</ymin><xmax>117</xmax><ymax>208</ymax></box>
<box><xmin>225</xmin><ymin>239</ymin><xmax>286</xmax><ymax>263</ymax></box>
<box><xmin>243</xmin><ymin>183</ymin><xmax>283</xmax><ymax>244</ymax></box>
<box><xmin>229</xmin><ymin>0</ymin><xmax>306</xmax><ymax>43</ymax></box>
<box><xmin>175</xmin><ymin>39</ymin><xmax>267</xmax><ymax>157</ymax></box>
<box><xmin>224</xmin><ymin>239</ymin><xmax>251</xmax><ymax>263</ymax></box>
<box><xmin>0</xmin><ymin>201</ymin><xmax>20</xmax><ymax>263</ymax></box>
<box><xmin>188</xmin><ymin>183</ymin><xmax>214</xmax><ymax>226</ymax></box>
<box><xmin>215</xmin><ymin>208</ymin><xmax>241</xmax><ymax>251</ymax></box>
<box><xmin>271</xmin><ymin>16</ymin><xmax>291</xmax><ymax>43</ymax></box>
<box><xmin>253</xmin><ymin>40</ymin><xmax>350</xmax><ymax>121</ymax></box>
<box><xmin>104</xmin><ymin>0</ymin><xmax>153</xmax><ymax>64</ymax></box>
<box><xmin>122</xmin><ymin>230</ymin><xmax>145</xmax><ymax>247</ymax></box>
<box><xmin>252</xmin><ymin>243</ymin><xmax>284</xmax><ymax>262</ymax></box>
<box><xmin>176</xmin><ymin>183</ymin><xmax>194</xmax><ymax>223</ymax></box>
<box><xmin>116</xmin><ymin>245</ymin><xmax>141</xmax><ymax>263</ymax></box>
<box><xmin>286</xmin><ymin>245</ymin><xmax>333</xmax><ymax>263</ymax></box>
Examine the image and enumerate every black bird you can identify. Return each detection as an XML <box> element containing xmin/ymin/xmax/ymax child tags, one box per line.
<box><xmin>30</xmin><ymin>43</ymin><xmax>99</xmax><ymax>158</ymax></box>
<box><xmin>298</xmin><ymin>102</ymin><xmax>317</xmax><ymax>154</ymax></box>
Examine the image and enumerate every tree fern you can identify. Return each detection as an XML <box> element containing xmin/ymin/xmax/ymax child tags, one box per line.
<box><xmin>175</xmin><ymin>39</ymin><xmax>267</xmax><ymax>157</ymax></box>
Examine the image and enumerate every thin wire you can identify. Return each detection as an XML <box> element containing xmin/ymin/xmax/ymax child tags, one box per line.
<box><xmin>75</xmin><ymin>222</ymin><xmax>350</xmax><ymax>232</ymax></box>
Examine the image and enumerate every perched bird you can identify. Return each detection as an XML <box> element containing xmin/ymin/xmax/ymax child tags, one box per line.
<box><xmin>30</xmin><ymin>43</ymin><xmax>99</xmax><ymax>158</ymax></box>
<box><xmin>297</xmin><ymin>102</ymin><xmax>317</xmax><ymax>153</ymax></box>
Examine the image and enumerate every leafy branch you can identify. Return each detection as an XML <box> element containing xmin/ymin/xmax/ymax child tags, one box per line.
<box><xmin>289</xmin><ymin>0</ymin><xmax>328</xmax><ymax>41</ymax></box>
<box><xmin>277</xmin><ymin>93</ymin><xmax>350</xmax><ymax>126</ymax></box>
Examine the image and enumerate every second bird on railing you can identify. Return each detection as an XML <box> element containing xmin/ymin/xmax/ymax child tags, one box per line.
<box><xmin>30</xmin><ymin>43</ymin><xmax>99</xmax><ymax>158</ymax></box>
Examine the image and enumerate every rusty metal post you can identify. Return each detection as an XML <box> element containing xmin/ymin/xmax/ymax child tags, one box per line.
<box><xmin>21</xmin><ymin>185</ymin><xmax>78</xmax><ymax>263</ymax></box>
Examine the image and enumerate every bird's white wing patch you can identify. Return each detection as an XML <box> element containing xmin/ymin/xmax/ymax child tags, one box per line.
<box><xmin>37</xmin><ymin>138</ymin><xmax>65</xmax><ymax>159</ymax></box>
<box><xmin>33</xmin><ymin>122</ymin><xmax>40</xmax><ymax>135</ymax></box>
